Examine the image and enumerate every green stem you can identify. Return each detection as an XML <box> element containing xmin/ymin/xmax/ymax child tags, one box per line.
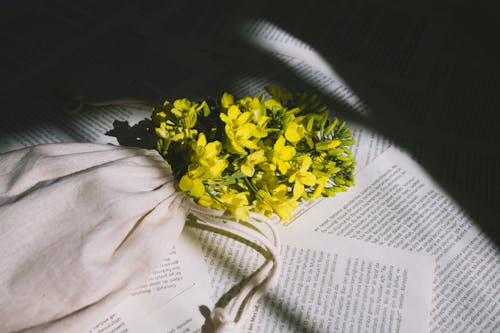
<box><xmin>243</xmin><ymin>176</ymin><xmax>259</xmax><ymax>195</ymax></box>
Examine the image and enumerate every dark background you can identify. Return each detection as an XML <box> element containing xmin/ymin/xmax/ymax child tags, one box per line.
<box><xmin>1</xmin><ymin>0</ymin><xmax>499</xmax><ymax>246</ymax></box>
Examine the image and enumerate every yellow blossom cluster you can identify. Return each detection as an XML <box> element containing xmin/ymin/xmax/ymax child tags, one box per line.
<box><xmin>147</xmin><ymin>86</ymin><xmax>356</xmax><ymax>222</ymax></box>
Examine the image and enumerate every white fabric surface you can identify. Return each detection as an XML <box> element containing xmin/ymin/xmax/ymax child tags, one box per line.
<box><xmin>0</xmin><ymin>143</ymin><xmax>186</xmax><ymax>333</ymax></box>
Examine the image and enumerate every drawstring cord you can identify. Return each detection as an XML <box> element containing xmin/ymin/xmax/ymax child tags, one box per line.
<box><xmin>184</xmin><ymin>202</ymin><xmax>281</xmax><ymax>333</ymax></box>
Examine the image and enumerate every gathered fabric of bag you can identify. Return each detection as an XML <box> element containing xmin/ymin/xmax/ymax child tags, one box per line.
<box><xmin>0</xmin><ymin>144</ymin><xmax>187</xmax><ymax>332</ymax></box>
<box><xmin>0</xmin><ymin>143</ymin><xmax>281</xmax><ymax>333</ymax></box>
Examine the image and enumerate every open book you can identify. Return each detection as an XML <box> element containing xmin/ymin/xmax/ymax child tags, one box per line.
<box><xmin>1</xmin><ymin>6</ymin><xmax>498</xmax><ymax>333</ymax></box>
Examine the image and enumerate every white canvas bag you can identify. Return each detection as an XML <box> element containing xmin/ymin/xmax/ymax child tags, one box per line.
<box><xmin>0</xmin><ymin>143</ymin><xmax>186</xmax><ymax>332</ymax></box>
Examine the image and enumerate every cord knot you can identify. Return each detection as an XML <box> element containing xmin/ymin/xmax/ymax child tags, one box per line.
<box><xmin>212</xmin><ymin>307</ymin><xmax>237</xmax><ymax>333</ymax></box>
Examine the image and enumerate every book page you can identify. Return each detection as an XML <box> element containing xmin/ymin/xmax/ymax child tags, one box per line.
<box><xmin>87</xmin><ymin>228</ymin><xmax>213</xmax><ymax>333</ymax></box>
<box><xmin>350</xmin><ymin>123</ymin><xmax>392</xmax><ymax>172</ymax></box>
<box><xmin>246</xmin><ymin>233</ymin><xmax>434</xmax><ymax>333</ymax></box>
<box><xmin>63</xmin><ymin>106</ymin><xmax>150</xmax><ymax>145</ymax></box>
<box><xmin>239</xmin><ymin>20</ymin><xmax>364</xmax><ymax>113</ymax></box>
<box><xmin>0</xmin><ymin>105</ymin><xmax>150</xmax><ymax>154</ymax></box>
<box><xmin>292</xmin><ymin>147</ymin><xmax>500</xmax><ymax>332</ymax></box>
<box><xmin>193</xmin><ymin>210</ymin><xmax>435</xmax><ymax>332</ymax></box>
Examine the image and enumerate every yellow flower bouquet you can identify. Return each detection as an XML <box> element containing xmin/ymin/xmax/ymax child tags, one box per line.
<box><xmin>136</xmin><ymin>86</ymin><xmax>356</xmax><ymax>223</ymax></box>
<box><xmin>108</xmin><ymin>86</ymin><xmax>357</xmax><ymax>330</ymax></box>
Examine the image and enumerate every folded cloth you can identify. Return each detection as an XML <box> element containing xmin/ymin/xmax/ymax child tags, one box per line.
<box><xmin>0</xmin><ymin>143</ymin><xmax>186</xmax><ymax>333</ymax></box>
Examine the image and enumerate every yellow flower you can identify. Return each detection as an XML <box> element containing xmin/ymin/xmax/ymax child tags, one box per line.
<box><xmin>188</xmin><ymin>133</ymin><xmax>228</xmax><ymax>180</ymax></box>
<box><xmin>289</xmin><ymin>156</ymin><xmax>317</xmax><ymax>200</ymax></box>
<box><xmin>218</xmin><ymin>191</ymin><xmax>251</xmax><ymax>221</ymax></box>
<box><xmin>152</xmin><ymin>109</ymin><xmax>168</xmax><ymax>123</ymax></box>
<box><xmin>197</xmin><ymin>193</ymin><xmax>217</xmax><ymax>208</ymax></box>
<box><xmin>171</xmin><ymin>98</ymin><xmax>198</xmax><ymax>129</ymax></box>
<box><xmin>192</xmin><ymin>133</ymin><xmax>220</xmax><ymax>160</ymax></box>
<box><xmin>240</xmin><ymin>149</ymin><xmax>267</xmax><ymax>177</ymax></box>
<box><xmin>237</xmin><ymin>96</ymin><xmax>270</xmax><ymax>132</ymax></box>
<box><xmin>270</xmin><ymin>136</ymin><xmax>296</xmax><ymax>174</ymax></box>
<box><xmin>254</xmin><ymin>189</ymin><xmax>297</xmax><ymax>221</ymax></box>
<box><xmin>264</xmin><ymin>98</ymin><xmax>283</xmax><ymax>110</ymax></box>
<box><xmin>291</xmin><ymin>115</ymin><xmax>316</xmax><ymax>148</ymax></box>
<box><xmin>253</xmin><ymin>174</ymin><xmax>298</xmax><ymax>220</ymax></box>
<box><xmin>179</xmin><ymin>175</ymin><xmax>206</xmax><ymax>198</ymax></box>
<box><xmin>155</xmin><ymin>121</ymin><xmax>169</xmax><ymax>139</ymax></box>
<box><xmin>154</xmin><ymin>120</ymin><xmax>198</xmax><ymax>142</ymax></box>
<box><xmin>221</xmin><ymin>105</ymin><xmax>266</xmax><ymax>154</ymax></box>
<box><xmin>284</xmin><ymin>121</ymin><xmax>305</xmax><ymax>144</ymax></box>
<box><xmin>238</xmin><ymin>96</ymin><xmax>262</xmax><ymax>113</ymax></box>
<box><xmin>173</xmin><ymin>98</ymin><xmax>190</xmax><ymax>111</ymax></box>
<box><xmin>221</xmin><ymin>92</ymin><xmax>235</xmax><ymax>109</ymax></box>
<box><xmin>315</xmin><ymin>179</ymin><xmax>329</xmax><ymax>198</ymax></box>
<box><xmin>311</xmin><ymin>174</ymin><xmax>329</xmax><ymax>198</ymax></box>
<box><xmin>151</xmin><ymin>98</ymin><xmax>205</xmax><ymax>145</ymax></box>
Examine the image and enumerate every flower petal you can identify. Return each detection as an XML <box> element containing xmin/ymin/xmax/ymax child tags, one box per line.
<box><xmin>221</xmin><ymin>93</ymin><xmax>234</xmax><ymax>109</ymax></box>
<box><xmin>279</xmin><ymin>146</ymin><xmax>296</xmax><ymax>161</ymax></box>
<box><xmin>293</xmin><ymin>180</ymin><xmax>304</xmax><ymax>200</ymax></box>
<box><xmin>300</xmin><ymin>172</ymin><xmax>317</xmax><ymax>186</ymax></box>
